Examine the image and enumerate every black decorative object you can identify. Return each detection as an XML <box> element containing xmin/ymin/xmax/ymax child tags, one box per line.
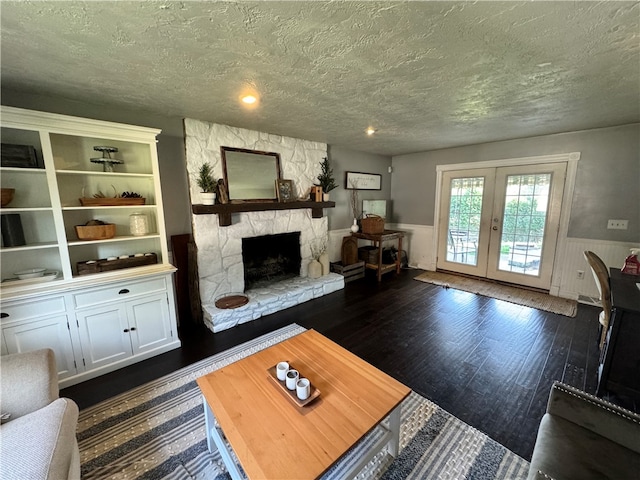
<box><xmin>1</xmin><ymin>214</ymin><xmax>26</xmax><ymax>247</ymax></box>
<box><xmin>1</xmin><ymin>144</ymin><xmax>39</xmax><ymax>168</ymax></box>
<box><xmin>90</xmin><ymin>146</ymin><xmax>123</xmax><ymax>172</ymax></box>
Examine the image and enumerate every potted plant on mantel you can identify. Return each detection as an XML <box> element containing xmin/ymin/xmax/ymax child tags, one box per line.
<box><xmin>315</xmin><ymin>157</ymin><xmax>337</xmax><ymax>201</ymax></box>
<box><xmin>197</xmin><ymin>163</ymin><xmax>217</xmax><ymax>205</ymax></box>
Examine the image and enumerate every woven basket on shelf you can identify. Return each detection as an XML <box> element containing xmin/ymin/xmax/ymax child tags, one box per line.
<box><xmin>360</xmin><ymin>214</ymin><xmax>385</xmax><ymax>234</ymax></box>
<box><xmin>74</xmin><ymin>223</ymin><xmax>116</xmax><ymax>240</ymax></box>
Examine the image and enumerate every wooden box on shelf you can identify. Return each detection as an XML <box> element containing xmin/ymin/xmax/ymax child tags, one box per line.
<box><xmin>330</xmin><ymin>261</ymin><xmax>365</xmax><ymax>283</ymax></box>
<box><xmin>77</xmin><ymin>253</ymin><xmax>158</xmax><ymax>275</ymax></box>
<box><xmin>358</xmin><ymin>246</ymin><xmax>379</xmax><ymax>264</ymax></box>
<box><xmin>79</xmin><ymin>197</ymin><xmax>146</xmax><ymax>206</ymax></box>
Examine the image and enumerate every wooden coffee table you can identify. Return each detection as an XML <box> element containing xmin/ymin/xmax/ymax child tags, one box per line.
<box><xmin>196</xmin><ymin>329</ymin><xmax>411</xmax><ymax>480</ymax></box>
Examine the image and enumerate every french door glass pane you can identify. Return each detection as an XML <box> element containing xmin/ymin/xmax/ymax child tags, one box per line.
<box><xmin>499</xmin><ymin>173</ymin><xmax>551</xmax><ymax>276</ymax></box>
<box><xmin>447</xmin><ymin>177</ymin><xmax>483</xmax><ymax>265</ymax></box>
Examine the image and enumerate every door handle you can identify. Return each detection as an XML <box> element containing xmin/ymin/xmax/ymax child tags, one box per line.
<box><xmin>0</xmin><ymin>313</ymin><xmax>8</xmax><ymax>318</ymax></box>
<box><xmin>492</xmin><ymin>226</ymin><xmax>498</xmax><ymax>231</ymax></box>
<box><xmin>118</xmin><ymin>289</ymin><xmax>130</xmax><ymax>295</ymax></box>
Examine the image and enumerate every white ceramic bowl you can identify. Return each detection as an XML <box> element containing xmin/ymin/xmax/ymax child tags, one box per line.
<box><xmin>14</xmin><ymin>268</ymin><xmax>47</xmax><ymax>280</ymax></box>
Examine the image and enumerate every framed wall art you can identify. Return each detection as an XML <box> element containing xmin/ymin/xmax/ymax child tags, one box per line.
<box><xmin>275</xmin><ymin>179</ymin><xmax>295</xmax><ymax>202</ymax></box>
<box><xmin>345</xmin><ymin>171</ymin><xmax>382</xmax><ymax>190</ymax></box>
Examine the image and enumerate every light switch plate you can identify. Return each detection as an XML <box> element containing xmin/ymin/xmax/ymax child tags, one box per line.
<box><xmin>607</xmin><ymin>219</ymin><xmax>628</xmax><ymax>230</ymax></box>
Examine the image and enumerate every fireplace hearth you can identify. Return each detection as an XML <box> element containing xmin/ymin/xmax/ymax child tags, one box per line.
<box><xmin>242</xmin><ymin>232</ymin><xmax>302</xmax><ymax>290</ymax></box>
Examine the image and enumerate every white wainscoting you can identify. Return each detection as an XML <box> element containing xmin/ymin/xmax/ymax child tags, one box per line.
<box><xmin>328</xmin><ymin>228</ymin><xmax>351</xmax><ymax>263</ymax></box>
<box><xmin>557</xmin><ymin>238</ymin><xmax>637</xmax><ymax>301</ymax></box>
<box><xmin>387</xmin><ymin>223</ymin><xmax>435</xmax><ymax>270</ymax></box>
<box><xmin>329</xmin><ymin>224</ymin><xmax>637</xmax><ymax>303</ymax></box>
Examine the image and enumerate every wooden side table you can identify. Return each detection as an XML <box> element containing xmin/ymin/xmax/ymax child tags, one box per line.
<box><xmin>351</xmin><ymin>229</ymin><xmax>405</xmax><ymax>281</ymax></box>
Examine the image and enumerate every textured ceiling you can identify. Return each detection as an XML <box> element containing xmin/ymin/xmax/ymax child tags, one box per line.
<box><xmin>1</xmin><ymin>1</ymin><xmax>639</xmax><ymax>156</ymax></box>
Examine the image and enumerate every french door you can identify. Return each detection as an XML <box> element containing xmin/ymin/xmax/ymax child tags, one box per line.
<box><xmin>436</xmin><ymin>163</ymin><xmax>566</xmax><ymax>290</ymax></box>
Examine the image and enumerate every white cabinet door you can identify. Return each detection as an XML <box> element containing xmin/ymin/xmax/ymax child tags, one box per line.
<box><xmin>76</xmin><ymin>304</ymin><xmax>132</xmax><ymax>370</ymax></box>
<box><xmin>127</xmin><ymin>293</ymin><xmax>173</xmax><ymax>354</ymax></box>
<box><xmin>3</xmin><ymin>315</ymin><xmax>78</xmax><ymax>380</ymax></box>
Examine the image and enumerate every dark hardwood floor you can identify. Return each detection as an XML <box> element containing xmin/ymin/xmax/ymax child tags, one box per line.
<box><xmin>61</xmin><ymin>268</ymin><xmax>635</xmax><ymax>462</ymax></box>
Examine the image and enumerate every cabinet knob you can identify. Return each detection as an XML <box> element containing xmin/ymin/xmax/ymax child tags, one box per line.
<box><xmin>123</xmin><ymin>328</ymin><xmax>130</xmax><ymax>333</ymax></box>
<box><xmin>0</xmin><ymin>313</ymin><xmax>8</xmax><ymax>318</ymax></box>
<box><xmin>130</xmin><ymin>327</ymin><xmax>137</xmax><ymax>331</ymax></box>
<box><xmin>118</xmin><ymin>289</ymin><xmax>130</xmax><ymax>295</ymax></box>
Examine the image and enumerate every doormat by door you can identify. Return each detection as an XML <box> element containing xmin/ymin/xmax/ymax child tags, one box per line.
<box><xmin>415</xmin><ymin>270</ymin><xmax>578</xmax><ymax>317</ymax></box>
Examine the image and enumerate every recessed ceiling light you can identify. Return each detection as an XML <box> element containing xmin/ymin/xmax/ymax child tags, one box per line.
<box><xmin>366</xmin><ymin>127</ymin><xmax>376</xmax><ymax>136</ymax></box>
<box><xmin>241</xmin><ymin>95</ymin><xmax>257</xmax><ymax>104</ymax></box>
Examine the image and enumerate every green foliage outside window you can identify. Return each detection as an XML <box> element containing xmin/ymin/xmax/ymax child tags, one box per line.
<box><xmin>502</xmin><ymin>197</ymin><xmax>546</xmax><ymax>242</ymax></box>
<box><xmin>449</xmin><ymin>190</ymin><xmax>546</xmax><ymax>243</ymax></box>
<box><xmin>449</xmin><ymin>191</ymin><xmax>482</xmax><ymax>235</ymax></box>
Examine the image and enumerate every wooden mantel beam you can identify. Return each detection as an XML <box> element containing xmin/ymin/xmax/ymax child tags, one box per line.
<box><xmin>192</xmin><ymin>201</ymin><xmax>336</xmax><ymax>227</ymax></box>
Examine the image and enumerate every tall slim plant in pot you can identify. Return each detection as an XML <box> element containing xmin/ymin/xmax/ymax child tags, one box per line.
<box><xmin>197</xmin><ymin>163</ymin><xmax>217</xmax><ymax>205</ymax></box>
<box><xmin>315</xmin><ymin>157</ymin><xmax>337</xmax><ymax>201</ymax></box>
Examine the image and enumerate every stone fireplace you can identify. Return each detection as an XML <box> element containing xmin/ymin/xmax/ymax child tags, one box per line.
<box><xmin>243</xmin><ymin>232</ymin><xmax>302</xmax><ymax>290</ymax></box>
<box><xmin>184</xmin><ymin>119</ymin><xmax>344</xmax><ymax>333</ymax></box>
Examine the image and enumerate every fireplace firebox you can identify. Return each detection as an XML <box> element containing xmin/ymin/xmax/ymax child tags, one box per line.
<box><xmin>242</xmin><ymin>232</ymin><xmax>302</xmax><ymax>290</ymax></box>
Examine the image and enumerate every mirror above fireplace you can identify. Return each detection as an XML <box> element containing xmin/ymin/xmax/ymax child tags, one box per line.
<box><xmin>221</xmin><ymin>146</ymin><xmax>282</xmax><ymax>202</ymax></box>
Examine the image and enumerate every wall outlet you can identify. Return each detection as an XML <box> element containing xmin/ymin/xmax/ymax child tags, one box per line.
<box><xmin>607</xmin><ymin>219</ymin><xmax>628</xmax><ymax>230</ymax></box>
<box><xmin>576</xmin><ymin>270</ymin><xmax>585</xmax><ymax>279</ymax></box>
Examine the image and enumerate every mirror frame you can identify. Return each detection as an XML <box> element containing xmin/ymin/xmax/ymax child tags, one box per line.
<box><xmin>220</xmin><ymin>146</ymin><xmax>283</xmax><ymax>202</ymax></box>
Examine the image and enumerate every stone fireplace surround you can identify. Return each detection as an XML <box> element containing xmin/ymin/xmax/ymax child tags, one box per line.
<box><xmin>184</xmin><ymin>119</ymin><xmax>345</xmax><ymax>333</ymax></box>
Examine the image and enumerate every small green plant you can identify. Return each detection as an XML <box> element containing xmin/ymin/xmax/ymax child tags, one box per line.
<box><xmin>197</xmin><ymin>163</ymin><xmax>217</xmax><ymax>193</ymax></box>
<box><xmin>315</xmin><ymin>157</ymin><xmax>337</xmax><ymax>193</ymax></box>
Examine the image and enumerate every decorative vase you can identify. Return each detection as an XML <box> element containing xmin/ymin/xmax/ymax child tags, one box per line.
<box><xmin>350</xmin><ymin>218</ymin><xmax>359</xmax><ymax>233</ymax></box>
<box><xmin>201</xmin><ymin>192</ymin><xmax>216</xmax><ymax>205</ymax></box>
<box><xmin>319</xmin><ymin>251</ymin><xmax>330</xmax><ymax>276</ymax></box>
<box><xmin>308</xmin><ymin>259</ymin><xmax>322</xmax><ymax>279</ymax></box>
<box><xmin>323</xmin><ymin>193</ymin><xmax>330</xmax><ymax>202</ymax></box>
<box><xmin>129</xmin><ymin>212</ymin><xmax>149</xmax><ymax>236</ymax></box>
<box><xmin>0</xmin><ymin>213</ymin><xmax>26</xmax><ymax>247</ymax></box>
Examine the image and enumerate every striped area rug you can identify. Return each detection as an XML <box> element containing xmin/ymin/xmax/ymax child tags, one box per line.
<box><xmin>78</xmin><ymin>324</ymin><xmax>530</xmax><ymax>480</ymax></box>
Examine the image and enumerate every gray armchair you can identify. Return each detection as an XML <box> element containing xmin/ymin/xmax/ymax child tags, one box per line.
<box><xmin>0</xmin><ymin>348</ymin><xmax>80</xmax><ymax>479</ymax></box>
<box><xmin>528</xmin><ymin>381</ymin><xmax>640</xmax><ymax>479</ymax></box>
